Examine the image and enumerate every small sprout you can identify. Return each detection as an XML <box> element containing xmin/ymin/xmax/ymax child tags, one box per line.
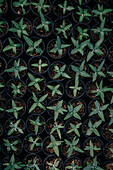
<box><xmin>31</xmin><ymin>59</ymin><xmax>48</xmax><ymax>73</ymax></box>
<box><xmin>50</xmin><ymin>121</ymin><xmax>64</xmax><ymax>139</ymax></box>
<box><xmin>9</xmin><ymin>18</ymin><xmax>29</xmax><ymax>38</ymax></box>
<box><xmin>67</xmin><ymin>122</ymin><xmax>82</xmax><ymax>137</ymax></box>
<box><xmin>49</xmin><ymin>36</ymin><xmax>70</xmax><ymax>56</ymax></box>
<box><xmin>47</xmin><ymin>84</ymin><xmax>62</xmax><ymax>97</ymax></box>
<box><xmin>3</xmin><ymin>138</ymin><xmax>20</xmax><ymax>153</ymax></box>
<box><xmin>75</xmin><ymin>6</ymin><xmax>91</xmax><ymax>23</ymax></box>
<box><xmin>29</xmin><ymin>93</ymin><xmax>48</xmax><ymax>113</ymax></box>
<box><xmin>13</xmin><ymin>0</ymin><xmax>30</xmax><ymax>14</ymax></box>
<box><xmin>24</xmin><ymin>35</ymin><xmax>43</xmax><ymax>56</ymax></box>
<box><xmin>58</xmin><ymin>0</ymin><xmax>74</xmax><ymax>15</ymax></box>
<box><xmin>3</xmin><ymin>38</ymin><xmax>22</xmax><ymax>55</ymax></box>
<box><xmin>11</xmin><ymin>82</ymin><xmax>23</xmax><ymax>97</ymax></box>
<box><xmin>28</xmin><ymin>73</ymin><xmax>44</xmax><ymax>92</ymax></box>
<box><xmin>86</xmin><ymin>119</ymin><xmax>102</xmax><ymax>137</ymax></box>
<box><xmin>6</xmin><ymin>100</ymin><xmax>23</xmax><ymax>119</ymax></box>
<box><xmin>8</xmin><ymin>119</ymin><xmax>24</xmax><ymax>136</ymax></box>
<box><xmin>5</xmin><ymin>59</ymin><xmax>27</xmax><ymax>79</ymax></box>
<box><xmin>65</xmin><ymin>160</ymin><xmax>82</xmax><ymax>169</ymax></box>
<box><xmin>24</xmin><ymin>157</ymin><xmax>40</xmax><ymax>170</ymax></box>
<box><xmin>71</xmin><ymin>37</ymin><xmax>88</xmax><ymax>56</ymax></box>
<box><xmin>64</xmin><ymin>136</ymin><xmax>84</xmax><ymax>157</ymax></box>
<box><xmin>77</xmin><ymin>26</ymin><xmax>89</xmax><ymax>41</ymax></box>
<box><xmin>89</xmin><ymin>60</ymin><xmax>106</xmax><ymax>82</ymax></box>
<box><xmin>47</xmin><ymin>100</ymin><xmax>67</xmax><ymax>121</ymax></box>
<box><xmin>47</xmin><ymin>159</ymin><xmax>60</xmax><ymax>170</ymax></box>
<box><xmin>47</xmin><ymin>135</ymin><xmax>63</xmax><ymax>156</ymax></box>
<box><xmin>55</xmin><ymin>20</ymin><xmax>72</xmax><ymax>39</ymax></box>
<box><xmin>28</xmin><ymin>136</ymin><xmax>42</xmax><ymax>151</ymax></box>
<box><xmin>92</xmin><ymin>4</ymin><xmax>112</xmax><ymax>21</ymax></box>
<box><xmin>84</xmin><ymin>140</ymin><xmax>100</xmax><ymax>157</ymax></box>
<box><xmin>89</xmin><ymin>100</ymin><xmax>108</xmax><ymax>122</ymax></box>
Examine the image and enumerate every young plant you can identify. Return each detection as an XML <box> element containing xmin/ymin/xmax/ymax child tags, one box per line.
<box><xmin>50</xmin><ymin>121</ymin><xmax>64</xmax><ymax>139</ymax></box>
<box><xmin>6</xmin><ymin>100</ymin><xmax>23</xmax><ymax>119</ymax></box>
<box><xmin>29</xmin><ymin>93</ymin><xmax>48</xmax><ymax>113</ymax></box>
<box><xmin>91</xmin><ymin>80</ymin><xmax>113</xmax><ymax>103</ymax></box>
<box><xmin>64</xmin><ymin>103</ymin><xmax>82</xmax><ymax>120</ymax></box>
<box><xmin>75</xmin><ymin>6</ymin><xmax>91</xmax><ymax>23</ymax></box>
<box><xmin>36</xmin><ymin>13</ymin><xmax>51</xmax><ymax>32</ymax></box>
<box><xmin>53</xmin><ymin>64</ymin><xmax>71</xmax><ymax>79</ymax></box>
<box><xmin>71</xmin><ymin>37</ymin><xmax>88</xmax><ymax>56</ymax></box>
<box><xmin>84</xmin><ymin>140</ymin><xmax>100</xmax><ymax>157</ymax></box>
<box><xmin>24</xmin><ymin>35</ymin><xmax>43</xmax><ymax>56</ymax></box>
<box><xmin>55</xmin><ymin>20</ymin><xmax>72</xmax><ymax>39</ymax></box>
<box><xmin>3</xmin><ymin>138</ymin><xmax>20</xmax><ymax>153</ymax></box>
<box><xmin>67</xmin><ymin>122</ymin><xmax>82</xmax><ymax>137</ymax></box>
<box><xmin>92</xmin><ymin>18</ymin><xmax>112</xmax><ymax>39</ymax></box>
<box><xmin>64</xmin><ymin>136</ymin><xmax>84</xmax><ymax>157</ymax></box>
<box><xmin>83</xmin><ymin>156</ymin><xmax>104</xmax><ymax>170</ymax></box>
<box><xmin>5</xmin><ymin>59</ymin><xmax>27</xmax><ymax>79</ymax></box>
<box><xmin>0</xmin><ymin>20</ymin><xmax>6</xmax><ymax>33</ymax></box>
<box><xmin>58</xmin><ymin>0</ymin><xmax>74</xmax><ymax>15</ymax></box>
<box><xmin>47</xmin><ymin>100</ymin><xmax>67</xmax><ymax>121</ymax></box>
<box><xmin>28</xmin><ymin>136</ymin><xmax>42</xmax><ymax>151</ymax></box>
<box><xmin>77</xmin><ymin>26</ymin><xmax>89</xmax><ymax>41</ymax></box>
<box><xmin>87</xmin><ymin>38</ymin><xmax>104</xmax><ymax>62</ymax></box>
<box><xmin>92</xmin><ymin>4</ymin><xmax>112</xmax><ymax>21</ymax></box>
<box><xmin>49</xmin><ymin>36</ymin><xmax>70</xmax><ymax>56</ymax></box>
<box><xmin>8</xmin><ymin>119</ymin><xmax>24</xmax><ymax>136</ymax></box>
<box><xmin>13</xmin><ymin>0</ymin><xmax>30</xmax><ymax>14</ymax></box>
<box><xmin>31</xmin><ymin>0</ymin><xmax>50</xmax><ymax>15</ymax></box>
<box><xmin>47</xmin><ymin>84</ymin><xmax>62</xmax><ymax>97</ymax></box>
<box><xmin>65</xmin><ymin>160</ymin><xmax>82</xmax><ymax>169</ymax></box>
<box><xmin>89</xmin><ymin>100</ymin><xmax>108</xmax><ymax>122</ymax></box>
<box><xmin>108</xmin><ymin>108</ymin><xmax>113</xmax><ymax>125</ymax></box>
<box><xmin>47</xmin><ymin>135</ymin><xmax>63</xmax><ymax>156</ymax></box>
<box><xmin>9</xmin><ymin>18</ymin><xmax>29</xmax><ymax>38</ymax></box>
<box><xmin>71</xmin><ymin>60</ymin><xmax>90</xmax><ymax>79</ymax></box>
<box><xmin>24</xmin><ymin>158</ymin><xmax>40</xmax><ymax>170</ymax></box>
<box><xmin>3</xmin><ymin>38</ymin><xmax>22</xmax><ymax>55</ymax></box>
<box><xmin>47</xmin><ymin>159</ymin><xmax>60</xmax><ymax>170</ymax></box>
<box><xmin>89</xmin><ymin>60</ymin><xmax>106</xmax><ymax>82</ymax></box>
<box><xmin>3</xmin><ymin>154</ymin><xmax>24</xmax><ymax>170</ymax></box>
<box><xmin>29</xmin><ymin>116</ymin><xmax>44</xmax><ymax>134</ymax></box>
<box><xmin>11</xmin><ymin>82</ymin><xmax>23</xmax><ymax>97</ymax></box>
<box><xmin>28</xmin><ymin>73</ymin><xmax>44</xmax><ymax>92</ymax></box>
<box><xmin>69</xmin><ymin>75</ymin><xmax>82</xmax><ymax>97</ymax></box>
<box><xmin>86</xmin><ymin>119</ymin><xmax>102</xmax><ymax>137</ymax></box>
<box><xmin>31</xmin><ymin>59</ymin><xmax>48</xmax><ymax>73</ymax></box>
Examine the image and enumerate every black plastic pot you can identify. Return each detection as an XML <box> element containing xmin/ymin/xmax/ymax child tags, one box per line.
<box><xmin>26</xmin><ymin>73</ymin><xmax>46</xmax><ymax>95</ymax></box>
<box><xmin>0</xmin><ymin>56</ymin><xmax>7</xmax><ymax>75</ymax></box>
<box><xmin>108</xmin><ymin>46</ymin><xmax>113</xmax><ymax>62</ymax></box>
<box><xmin>26</xmin><ymin>114</ymin><xmax>46</xmax><ymax>134</ymax></box>
<box><xmin>6</xmin><ymin>58</ymin><xmax>27</xmax><ymax>78</ymax></box>
<box><xmin>0</xmin><ymin>0</ymin><xmax>8</xmax><ymax>16</ymax></box>
<box><xmin>52</xmin><ymin>0</ymin><xmax>74</xmax><ymax>18</ymax></box>
<box><xmin>24</xmin><ymin>36</ymin><xmax>45</xmax><ymax>57</ymax></box>
<box><xmin>103</xmin><ymin>141</ymin><xmax>113</xmax><ymax>160</ymax></box>
<box><xmin>27</xmin><ymin>94</ymin><xmax>47</xmax><ymax>115</ymax></box>
<box><xmin>28</xmin><ymin>56</ymin><xmax>50</xmax><ymax>75</ymax></box>
<box><xmin>68</xmin><ymin>98</ymin><xmax>86</xmax><ymax>118</ymax></box>
<box><xmin>64</xmin><ymin>118</ymin><xmax>82</xmax><ymax>138</ymax></box>
<box><xmin>5</xmin><ymin>118</ymin><xmax>26</xmax><ymax>137</ymax></box>
<box><xmin>11</xmin><ymin>17</ymin><xmax>33</xmax><ymax>38</ymax></box>
<box><xmin>6</xmin><ymin>98</ymin><xmax>26</xmax><ymax>118</ymax></box>
<box><xmin>0</xmin><ymin>101</ymin><xmax>5</xmax><ymax>119</ymax></box>
<box><xmin>101</xmin><ymin>122</ymin><xmax>113</xmax><ymax>141</ymax></box>
<box><xmin>83</xmin><ymin>137</ymin><xmax>103</xmax><ymax>157</ymax></box>
<box><xmin>0</xmin><ymin>76</ymin><xmax>5</xmax><ymax>94</ymax></box>
<box><xmin>11</xmin><ymin>0</ymin><xmax>31</xmax><ymax>16</ymax></box>
<box><xmin>53</xmin><ymin>18</ymin><xmax>72</xmax><ymax>38</ymax></box>
<box><xmin>47</xmin><ymin>38</ymin><xmax>68</xmax><ymax>59</ymax></box>
<box><xmin>43</xmin><ymin>155</ymin><xmax>63</xmax><ymax>170</ymax></box>
<box><xmin>31</xmin><ymin>0</ymin><xmax>51</xmax><ymax>16</ymax></box>
<box><xmin>3</xmin><ymin>37</ymin><xmax>23</xmax><ymax>58</ymax></box>
<box><xmin>65</xmin><ymin>78</ymin><xmax>85</xmax><ymax>99</ymax></box>
<box><xmin>48</xmin><ymin>61</ymin><xmax>70</xmax><ymax>82</ymax></box>
<box><xmin>64</xmin><ymin>156</ymin><xmax>82</xmax><ymax>170</ymax></box>
<box><xmin>23</xmin><ymin>134</ymin><xmax>42</xmax><ymax>154</ymax></box>
<box><xmin>2</xmin><ymin>136</ymin><xmax>23</xmax><ymax>156</ymax></box>
<box><xmin>45</xmin><ymin>80</ymin><xmax>64</xmax><ymax>100</ymax></box>
<box><xmin>72</xmin><ymin>5</ymin><xmax>92</xmax><ymax>24</ymax></box>
<box><xmin>0</xmin><ymin>17</ymin><xmax>9</xmax><ymax>38</ymax></box>
<box><xmin>33</xmin><ymin>16</ymin><xmax>53</xmax><ymax>37</ymax></box>
<box><xmin>6</xmin><ymin>78</ymin><xmax>27</xmax><ymax>98</ymax></box>
<box><xmin>47</xmin><ymin>99</ymin><xmax>67</xmax><ymax>119</ymax></box>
